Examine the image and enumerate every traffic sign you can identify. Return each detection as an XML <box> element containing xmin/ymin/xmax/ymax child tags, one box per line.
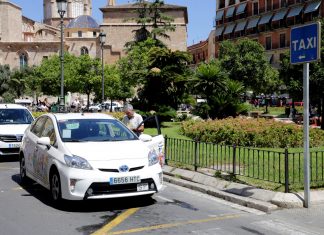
<box><xmin>290</xmin><ymin>22</ymin><xmax>321</xmax><ymax>64</ymax></box>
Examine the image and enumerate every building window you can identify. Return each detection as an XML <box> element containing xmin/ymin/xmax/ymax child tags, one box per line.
<box><xmin>229</xmin><ymin>0</ymin><xmax>235</xmax><ymax>5</ymax></box>
<box><xmin>280</xmin><ymin>0</ymin><xmax>287</xmax><ymax>7</ymax></box>
<box><xmin>19</xmin><ymin>53</ymin><xmax>28</xmax><ymax>69</ymax></box>
<box><xmin>267</xmin><ymin>0</ymin><xmax>272</xmax><ymax>11</ymax></box>
<box><xmin>265</xmin><ymin>36</ymin><xmax>272</xmax><ymax>50</ymax></box>
<box><xmin>93</xmin><ymin>32</ymin><xmax>97</xmax><ymax>37</ymax></box>
<box><xmin>81</xmin><ymin>47</ymin><xmax>89</xmax><ymax>55</ymax></box>
<box><xmin>280</xmin><ymin>33</ymin><xmax>286</xmax><ymax>48</ymax></box>
<box><xmin>43</xmin><ymin>56</ymin><xmax>48</xmax><ymax>60</ymax></box>
<box><xmin>67</xmin><ymin>32</ymin><xmax>70</xmax><ymax>37</ymax></box>
<box><xmin>78</xmin><ymin>31</ymin><xmax>82</xmax><ymax>37</ymax></box>
<box><xmin>253</xmin><ymin>2</ymin><xmax>259</xmax><ymax>15</ymax></box>
<box><xmin>219</xmin><ymin>0</ymin><xmax>225</xmax><ymax>9</ymax></box>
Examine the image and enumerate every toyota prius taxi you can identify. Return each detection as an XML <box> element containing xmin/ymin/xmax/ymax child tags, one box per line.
<box><xmin>19</xmin><ymin>113</ymin><xmax>164</xmax><ymax>202</ymax></box>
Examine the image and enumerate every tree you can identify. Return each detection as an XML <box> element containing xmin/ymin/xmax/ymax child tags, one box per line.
<box><xmin>219</xmin><ymin>38</ymin><xmax>280</xmax><ymax>96</ymax></box>
<box><xmin>137</xmin><ymin>46</ymin><xmax>192</xmax><ymax>110</ymax></box>
<box><xmin>69</xmin><ymin>55</ymin><xmax>101</xmax><ymax>108</ymax></box>
<box><xmin>125</xmin><ymin>0</ymin><xmax>175</xmax><ymax>48</ymax></box>
<box><xmin>192</xmin><ymin>60</ymin><xmax>247</xmax><ymax>119</ymax></box>
<box><xmin>92</xmin><ymin>65</ymin><xmax>134</xmax><ymax>108</ymax></box>
<box><xmin>9</xmin><ymin>67</ymin><xmax>33</xmax><ymax>98</ymax></box>
<box><xmin>35</xmin><ymin>53</ymin><xmax>79</xmax><ymax>96</ymax></box>
<box><xmin>0</xmin><ymin>64</ymin><xmax>11</xmax><ymax>97</ymax></box>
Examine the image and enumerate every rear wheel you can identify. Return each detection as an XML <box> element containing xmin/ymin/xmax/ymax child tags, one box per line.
<box><xmin>19</xmin><ymin>155</ymin><xmax>29</xmax><ymax>184</ymax></box>
<box><xmin>50</xmin><ymin>169</ymin><xmax>62</xmax><ymax>202</ymax></box>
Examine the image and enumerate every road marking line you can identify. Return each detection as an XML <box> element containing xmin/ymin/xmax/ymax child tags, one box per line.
<box><xmin>108</xmin><ymin>214</ymin><xmax>241</xmax><ymax>234</ymax></box>
<box><xmin>155</xmin><ymin>195</ymin><xmax>174</xmax><ymax>202</ymax></box>
<box><xmin>252</xmin><ymin>220</ymin><xmax>321</xmax><ymax>235</ymax></box>
<box><xmin>91</xmin><ymin>208</ymin><xmax>139</xmax><ymax>235</ymax></box>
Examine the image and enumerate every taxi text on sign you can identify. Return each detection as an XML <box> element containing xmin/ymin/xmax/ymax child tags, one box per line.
<box><xmin>290</xmin><ymin>22</ymin><xmax>321</xmax><ymax>64</ymax></box>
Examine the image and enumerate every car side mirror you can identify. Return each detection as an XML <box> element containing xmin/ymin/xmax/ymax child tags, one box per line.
<box><xmin>37</xmin><ymin>137</ymin><xmax>51</xmax><ymax>149</ymax></box>
<box><xmin>139</xmin><ymin>134</ymin><xmax>152</xmax><ymax>142</ymax></box>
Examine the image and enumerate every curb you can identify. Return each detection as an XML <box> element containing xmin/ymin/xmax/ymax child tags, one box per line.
<box><xmin>163</xmin><ymin>175</ymin><xmax>278</xmax><ymax>213</ymax></box>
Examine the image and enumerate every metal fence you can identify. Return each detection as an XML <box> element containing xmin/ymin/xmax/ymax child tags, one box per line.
<box><xmin>164</xmin><ymin>136</ymin><xmax>324</xmax><ymax>193</ymax></box>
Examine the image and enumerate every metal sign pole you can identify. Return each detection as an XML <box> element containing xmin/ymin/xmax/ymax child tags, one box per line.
<box><xmin>303</xmin><ymin>62</ymin><xmax>310</xmax><ymax>208</ymax></box>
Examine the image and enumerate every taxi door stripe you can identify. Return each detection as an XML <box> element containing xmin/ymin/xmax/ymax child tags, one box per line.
<box><xmin>91</xmin><ymin>208</ymin><xmax>139</xmax><ymax>235</ymax></box>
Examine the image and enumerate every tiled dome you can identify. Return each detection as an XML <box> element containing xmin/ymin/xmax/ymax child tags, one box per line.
<box><xmin>66</xmin><ymin>15</ymin><xmax>99</xmax><ymax>29</ymax></box>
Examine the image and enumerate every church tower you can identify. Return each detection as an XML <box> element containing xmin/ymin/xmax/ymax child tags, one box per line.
<box><xmin>43</xmin><ymin>0</ymin><xmax>92</xmax><ymax>27</ymax></box>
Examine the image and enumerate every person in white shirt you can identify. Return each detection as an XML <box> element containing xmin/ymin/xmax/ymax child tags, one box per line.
<box><xmin>122</xmin><ymin>104</ymin><xmax>144</xmax><ymax>136</ymax></box>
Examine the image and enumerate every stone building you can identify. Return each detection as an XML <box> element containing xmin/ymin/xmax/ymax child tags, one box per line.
<box><xmin>100</xmin><ymin>2</ymin><xmax>188</xmax><ymax>64</ymax></box>
<box><xmin>0</xmin><ymin>0</ymin><xmax>188</xmax><ymax>69</ymax></box>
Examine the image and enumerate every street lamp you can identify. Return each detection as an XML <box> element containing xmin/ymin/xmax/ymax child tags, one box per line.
<box><xmin>99</xmin><ymin>32</ymin><xmax>106</xmax><ymax>110</ymax></box>
<box><xmin>57</xmin><ymin>0</ymin><xmax>67</xmax><ymax>111</ymax></box>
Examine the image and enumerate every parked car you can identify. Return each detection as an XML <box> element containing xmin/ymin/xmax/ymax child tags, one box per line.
<box><xmin>19</xmin><ymin>113</ymin><xmax>164</xmax><ymax>202</ymax></box>
<box><xmin>88</xmin><ymin>104</ymin><xmax>102</xmax><ymax>112</ymax></box>
<box><xmin>0</xmin><ymin>104</ymin><xmax>34</xmax><ymax>156</ymax></box>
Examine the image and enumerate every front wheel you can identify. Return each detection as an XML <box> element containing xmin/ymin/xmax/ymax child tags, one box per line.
<box><xmin>50</xmin><ymin>169</ymin><xmax>62</xmax><ymax>202</ymax></box>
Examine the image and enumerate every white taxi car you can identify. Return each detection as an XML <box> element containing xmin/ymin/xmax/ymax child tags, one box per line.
<box><xmin>19</xmin><ymin>113</ymin><xmax>164</xmax><ymax>202</ymax></box>
<box><xmin>0</xmin><ymin>104</ymin><xmax>34</xmax><ymax>156</ymax></box>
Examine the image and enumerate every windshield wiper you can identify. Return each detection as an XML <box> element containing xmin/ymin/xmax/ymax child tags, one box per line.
<box><xmin>64</xmin><ymin>139</ymin><xmax>84</xmax><ymax>142</ymax></box>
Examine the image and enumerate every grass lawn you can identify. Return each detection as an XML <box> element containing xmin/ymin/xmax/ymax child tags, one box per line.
<box><xmin>144</xmin><ymin>122</ymin><xmax>191</xmax><ymax>140</ymax></box>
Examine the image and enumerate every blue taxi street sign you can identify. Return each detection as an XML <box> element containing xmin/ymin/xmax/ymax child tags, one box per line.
<box><xmin>290</xmin><ymin>22</ymin><xmax>321</xmax><ymax>64</ymax></box>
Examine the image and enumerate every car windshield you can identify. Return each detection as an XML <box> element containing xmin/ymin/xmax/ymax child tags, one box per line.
<box><xmin>0</xmin><ymin>109</ymin><xmax>33</xmax><ymax>124</ymax></box>
<box><xmin>58</xmin><ymin>119</ymin><xmax>138</xmax><ymax>142</ymax></box>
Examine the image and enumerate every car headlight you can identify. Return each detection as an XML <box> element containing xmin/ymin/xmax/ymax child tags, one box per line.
<box><xmin>148</xmin><ymin>150</ymin><xmax>159</xmax><ymax>166</ymax></box>
<box><xmin>64</xmin><ymin>154</ymin><xmax>92</xmax><ymax>170</ymax></box>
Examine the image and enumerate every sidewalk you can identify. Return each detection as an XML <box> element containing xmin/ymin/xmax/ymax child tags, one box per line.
<box><xmin>163</xmin><ymin>165</ymin><xmax>324</xmax><ymax>213</ymax></box>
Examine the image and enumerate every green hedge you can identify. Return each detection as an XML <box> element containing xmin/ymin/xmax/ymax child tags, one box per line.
<box><xmin>181</xmin><ymin>118</ymin><xmax>324</xmax><ymax>148</ymax></box>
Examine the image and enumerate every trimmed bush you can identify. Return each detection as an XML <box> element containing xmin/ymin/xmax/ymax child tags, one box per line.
<box><xmin>181</xmin><ymin>118</ymin><xmax>324</xmax><ymax>148</ymax></box>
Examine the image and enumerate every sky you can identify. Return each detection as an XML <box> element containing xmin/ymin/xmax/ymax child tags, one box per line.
<box><xmin>10</xmin><ymin>0</ymin><xmax>216</xmax><ymax>46</ymax></box>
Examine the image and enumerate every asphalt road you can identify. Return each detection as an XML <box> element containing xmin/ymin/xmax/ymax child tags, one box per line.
<box><xmin>1</xmin><ymin>159</ymin><xmax>324</xmax><ymax>235</ymax></box>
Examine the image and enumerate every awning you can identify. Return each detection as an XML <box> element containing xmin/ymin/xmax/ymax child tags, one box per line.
<box><xmin>246</xmin><ymin>17</ymin><xmax>260</xmax><ymax>29</ymax></box>
<box><xmin>287</xmin><ymin>5</ymin><xmax>303</xmax><ymax>18</ymax></box>
<box><xmin>215</xmin><ymin>9</ymin><xmax>224</xmax><ymax>21</ymax></box>
<box><xmin>236</xmin><ymin>2</ymin><xmax>247</xmax><ymax>15</ymax></box>
<box><xmin>224</xmin><ymin>23</ymin><xmax>236</xmax><ymax>34</ymax></box>
<box><xmin>226</xmin><ymin>6</ymin><xmax>235</xmax><ymax>18</ymax></box>
<box><xmin>272</xmin><ymin>8</ymin><xmax>288</xmax><ymax>21</ymax></box>
<box><xmin>258</xmin><ymin>13</ymin><xmax>273</xmax><ymax>25</ymax></box>
<box><xmin>304</xmin><ymin>0</ymin><xmax>322</xmax><ymax>14</ymax></box>
<box><xmin>215</xmin><ymin>26</ymin><xmax>225</xmax><ymax>37</ymax></box>
<box><xmin>234</xmin><ymin>20</ymin><xmax>247</xmax><ymax>32</ymax></box>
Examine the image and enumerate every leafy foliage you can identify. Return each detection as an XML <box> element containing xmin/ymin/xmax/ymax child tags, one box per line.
<box><xmin>0</xmin><ymin>65</ymin><xmax>11</xmax><ymax>97</ymax></box>
<box><xmin>192</xmin><ymin>60</ymin><xmax>248</xmax><ymax>119</ymax></box>
<box><xmin>219</xmin><ymin>38</ymin><xmax>280</xmax><ymax>95</ymax></box>
<box><xmin>181</xmin><ymin>118</ymin><xmax>324</xmax><ymax>148</ymax></box>
<box><xmin>125</xmin><ymin>0</ymin><xmax>175</xmax><ymax>48</ymax></box>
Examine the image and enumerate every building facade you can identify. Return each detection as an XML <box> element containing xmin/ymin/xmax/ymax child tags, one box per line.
<box><xmin>188</xmin><ymin>0</ymin><xmax>323</xmax><ymax>66</ymax></box>
<box><xmin>0</xmin><ymin>0</ymin><xmax>188</xmax><ymax>69</ymax></box>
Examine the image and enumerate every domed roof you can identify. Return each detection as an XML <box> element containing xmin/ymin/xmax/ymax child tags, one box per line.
<box><xmin>66</xmin><ymin>15</ymin><xmax>99</xmax><ymax>29</ymax></box>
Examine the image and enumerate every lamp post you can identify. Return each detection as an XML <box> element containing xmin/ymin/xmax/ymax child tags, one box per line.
<box><xmin>99</xmin><ymin>32</ymin><xmax>106</xmax><ymax>111</ymax></box>
<box><xmin>57</xmin><ymin>0</ymin><xmax>67</xmax><ymax>111</ymax></box>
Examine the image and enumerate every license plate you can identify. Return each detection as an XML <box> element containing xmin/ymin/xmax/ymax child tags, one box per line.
<box><xmin>8</xmin><ymin>143</ymin><xmax>20</xmax><ymax>148</ymax></box>
<box><xmin>110</xmin><ymin>176</ymin><xmax>140</xmax><ymax>185</ymax></box>
<box><xmin>137</xmin><ymin>183</ymin><xmax>149</xmax><ymax>191</ymax></box>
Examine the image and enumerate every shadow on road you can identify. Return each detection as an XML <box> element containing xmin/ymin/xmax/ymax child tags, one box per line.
<box><xmin>11</xmin><ymin>173</ymin><xmax>156</xmax><ymax>213</ymax></box>
<box><xmin>0</xmin><ymin>155</ymin><xmax>19</xmax><ymax>162</ymax></box>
